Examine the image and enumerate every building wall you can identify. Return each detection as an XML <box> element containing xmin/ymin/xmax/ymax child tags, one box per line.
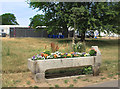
<box><xmin>0</xmin><ymin>25</ymin><xmax>29</xmax><ymax>35</ymax></box>
<box><xmin>10</xmin><ymin>27</ymin><xmax>48</xmax><ymax>38</ymax></box>
<box><xmin>0</xmin><ymin>26</ymin><xmax>9</xmax><ymax>35</ymax></box>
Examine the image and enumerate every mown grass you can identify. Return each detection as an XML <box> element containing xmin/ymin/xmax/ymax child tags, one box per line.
<box><xmin>2</xmin><ymin>37</ymin><xmax>118</xmax><ymax>75</ymax></box>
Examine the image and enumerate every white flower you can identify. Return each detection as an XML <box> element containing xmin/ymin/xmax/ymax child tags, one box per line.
<box><xmin>38</xmin><ymin>56</ymin><xmax>42</xmax><ymax>58</ymax></box>
<box><xmin>51</xmin><ymin>53</ymin><xmax>55</xmax><ymax>55</ymax></box>
<box><xmin>47</xmin><ymin>56</ymin><xmax>50</xmax><ymax>59</ymax></box>
<box><xmin>85</xmin><ymin>53</ymin><xmax>90</xmax><ymax>56</ymax></box>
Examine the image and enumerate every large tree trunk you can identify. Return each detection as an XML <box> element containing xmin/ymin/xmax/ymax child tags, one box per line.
<box><xmin>81</xmin><ymin>30</ymin><xmax>85</xmax><ymax>42</ymax></box>
<box><xmin>98</xmin><ymin>30</ymin><xmax>101</xmax><ymax>37</ymax></box>
<box><xmin>63</xmin><ymin>25</ymin><xmax>68</xmax><ymax>38</ymax></box>
<box><xmin>68</xmin><ymin>31</ymin><xmax>70</xmax><ymax>38</ymax></box>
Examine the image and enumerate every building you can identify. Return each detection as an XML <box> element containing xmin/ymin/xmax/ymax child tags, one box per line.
<box><xmin>0</xmin><ymin>25</ymin><xmax>29</xmax><ymax>36</ymax></box>
<box><xmin>68</xmin><ymin>26</ymin><xmax>119</xmax><ymax>38</ymax></box>
<box><xmin>10</xmin><ymin>27</ymin><xmax>48</xmax><ymax>38</ymax></box>
<box><xmin>94</xmin><ymin>30</ymin><xmax>119</xmax><ymax>37</ymax></box>
<box><xmin>0</xmin><ymin>25</ymin><xmax>48</xmax><ymax>37</ymax></box>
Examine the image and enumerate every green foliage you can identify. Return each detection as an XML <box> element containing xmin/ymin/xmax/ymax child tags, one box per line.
<box><xmin>76</xmin><ymin>42</ymin><xmax>86</xmax><ymax>52</ymax></box>
<box><xmin>77</xmin><ymin>76</ymin><xmax>83</xmax><ymax>79</ymax></box>
<box><xmin>82</xmin><ymin>78</ymin><xmax>89</xmax><ymax>81</ymax></box>
<box><xmin>73</xmin><ymin>79</ymin><xmax>77</xmax><ymax>83</ymax></box>
<box><xmin>28</xmin><ymin>2</ymin><xmax>120</xmax><ymax>40</ymax></box>
<box><xmin>82</xmin><ymin>66</ymin><xmax>93</xmax><ymax>75</ymax></box>
<box><xmin>72</xmin><ymin>42</ymin><xmax>86</xmax><ymax>52</ymax></box>
<box><xmin>34</xmin><ymin>85</ymin><xmax>39</xmax><ymax>88</ymax></box>
<box><xmin>89</xmin><ymin>49</ymin><xmax>97</xmax><ymax>56</ymax></box>
<box><xmin>54</xmin><ymin>84</ymin><xmax>59</xmax><ymax>88</ymax></box>
<box><xmin>29</xmin><ymin>14</ymin><xmax>45</xmax><ymax>28</ymax></box>
<box><xmin>108</xmin><ymin>73</ymin><xmax>114</xmax><ymax>78</ymax></box>
<box><xmin>64</xmin><ymin>80</ymin><xmax>69</xmax><ymax>84</ymax></box>
<box><xmin>101</xmin><ymin>77</ymin><xmax>106</xmax><ymax>80</ymax></box>
<box><xmin>44</xmin><ymin>51</ymin><xmax>51</xmax><ymax>55</ymax></box>
<box><xmin>26</xmin><ymin>81</ymin><xmax>31</xmax><ymax>85</ymax></box>
<box><xmin>1</xmin><ymin>13</ymin><xmax>19</xmax><ymax>25</ymax></box>
<box><xmin>69</xmin><ymin>84</ymin><xmax>74</xmax><ymax>87</ymax></box>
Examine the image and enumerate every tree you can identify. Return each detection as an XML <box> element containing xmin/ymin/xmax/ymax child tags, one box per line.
<box><xmin>110</xmin><ymin>2</ymin><xmax>120</xmax><ymax>34</ymax></box>
<box><xmin>28</xmin><ymin>2</ymin><xmax>75</xmax><ymax>37</ymax></box>
<box><xmin>29</xmin><ymin>14</ymin><xmax>45</xmax><ymax>28</ymax></box>
<box><xmin>27</xmin><ymin>2</ymin><xmax>119</xmax><ymax>41</ymax></box>
<box><xmin>0</xmin><ymin>13</ymin><xmax>19</xmax><ymax>25</ymax></box>
<box><xmin>91</xmin><ymin>2</ymin><xmax>118</xmax><ymax>36</ymax></box>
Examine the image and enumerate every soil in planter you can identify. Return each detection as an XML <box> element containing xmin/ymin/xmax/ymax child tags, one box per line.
<box><xmin>45</xmin><ymin>66</ymin><xmax>92</xmax><ymax>79</ymax></box>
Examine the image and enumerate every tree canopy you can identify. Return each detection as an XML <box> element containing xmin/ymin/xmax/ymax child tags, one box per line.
<box><xmin>28</xmin><ymin>2</ymin><xmax>119</xmax><ymax>41</ymax></box>
<box><xmin>29</xmin><ymin>14</ymin><xmax>45</xmax><ymax>28</ymax></box>
<box><xmin>0</xmin><ymin>13</ymin><xmax>19</xmax><ymax>25</ymax></box>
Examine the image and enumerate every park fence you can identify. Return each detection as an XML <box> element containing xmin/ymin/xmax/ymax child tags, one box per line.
<box><xmin>10</xmin><ymin>27</ymin><xmax>48</xmax><ymax>38</ymax></box>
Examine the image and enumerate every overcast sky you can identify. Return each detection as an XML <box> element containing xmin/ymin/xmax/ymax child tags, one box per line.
<box><xmin>0</xmin><ymin>0</ymin><xmax>44</xmax><ymax>26</ymax></box>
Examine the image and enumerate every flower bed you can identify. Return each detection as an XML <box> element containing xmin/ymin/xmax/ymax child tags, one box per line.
<box><xmin>31</xmin><ymin>48</ymin><xmax>97</xmax><ymax>60</ymax></box>
<box><xmin>28</xmin><ymin>46</ymin><xmax>101</xmax><ymax>82</ymax></box>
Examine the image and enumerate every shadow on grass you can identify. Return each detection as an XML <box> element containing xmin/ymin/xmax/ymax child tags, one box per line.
<box><xmin>86</xmin><ymin>39</ymin><xmax>118</xmax><ymax>48</ymax></box>
<box><xmin>56</xmin><ymin>38</ymin><xmax>118</xmax><ymax>48</ymax></box>
<box><xmin>56</xmin><ymin>38</ymin><xmax>72</xmax><ymax>44</ymax></box>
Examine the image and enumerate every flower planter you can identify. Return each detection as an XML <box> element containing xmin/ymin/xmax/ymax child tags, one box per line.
<box><xmin>28</xmin><ymin>46</ymin><xmax>101</xmax><ymax>82</ymax></box>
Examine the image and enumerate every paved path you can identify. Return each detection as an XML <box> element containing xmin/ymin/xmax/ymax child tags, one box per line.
<box><xmin>86</xmin><ymin>80</ymin><xmax>119</xmax><ymax>87</ymax></box>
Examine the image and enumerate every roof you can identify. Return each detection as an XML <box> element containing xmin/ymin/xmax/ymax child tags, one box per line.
<box><xmin>36</xmin><ymin>26</ymin><xmax>47</xmax><ymax>28</ymax></box>
<box><xmin>0</xmin><ymin>25</ymin><xmax>29</xmax><ymax>28</ymax></box>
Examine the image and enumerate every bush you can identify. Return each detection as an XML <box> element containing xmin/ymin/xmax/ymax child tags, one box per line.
<box><xmin>72</xmin><ymin>42</ymin><xmax>86</xmax><ymax>52</ymax></box>
<box><xmin>82</xmin><ymin>66</ymin><xmax>93</xmax><ymax>75</ymax></box>
<box><xmin>89</xmin><ymin>49</ymin><xmax>97</xmax><ymax>56</ymax></box>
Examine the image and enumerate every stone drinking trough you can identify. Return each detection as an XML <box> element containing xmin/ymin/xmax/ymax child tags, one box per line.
<box><xmin>28</xmin><ymin>46</ymin><xmax>101</xmax><ymax>82</ymax></box>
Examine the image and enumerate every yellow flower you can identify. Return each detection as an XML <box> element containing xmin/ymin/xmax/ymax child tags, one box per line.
<box><xmin>70</xmin><ymin>52</ymin><xmax>74</xmax><ymax>54</ymax></box>
<box><xmin>67</xmin><ymin>54</ymin><xmax>71</xmax><ymax>57</ymax></box>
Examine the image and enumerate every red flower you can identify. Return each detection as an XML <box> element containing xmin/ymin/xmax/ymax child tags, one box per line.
<box><xmin>41</xmin><ymin>53</ymin><xmax>44</xmax><ymax>57</ymax></box>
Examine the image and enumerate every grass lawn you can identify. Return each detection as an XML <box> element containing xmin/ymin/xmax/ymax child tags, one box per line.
<box><xmin>2</xmin><ymin>37</ymin><xmax>119</xmax><ymax>87</ymax></box>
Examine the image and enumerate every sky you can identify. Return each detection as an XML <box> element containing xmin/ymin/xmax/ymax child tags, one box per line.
<box><xmin>0</xmin><ymin>0</ymin><xmax>44</xmax><ymax>26</ymax></box>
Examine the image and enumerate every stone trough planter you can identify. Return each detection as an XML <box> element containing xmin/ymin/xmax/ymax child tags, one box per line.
<box><xmin>28</xmin><ymin>46</ymin><xmax>101</xmax><ymax>82</ymax></box>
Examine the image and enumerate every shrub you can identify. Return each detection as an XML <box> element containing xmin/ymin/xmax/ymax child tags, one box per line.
<box><xmin>76</xmin><ymin>42</ymin><xmax>86</xmax><ymax>52</ymax></box>
<box><xmin>89</xmin><ymin>49</ymin><xmax>97</xmax><ymax>56</ymax></box>
<box><xmin>72</xmin><ymin>42</ymin><xmax>86</xmax><ymax>52</ymax></box>
<box><xmin>82</xmin><ymin>66</ymin><xmax>93</xmax><ymax>75</ymax></box>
